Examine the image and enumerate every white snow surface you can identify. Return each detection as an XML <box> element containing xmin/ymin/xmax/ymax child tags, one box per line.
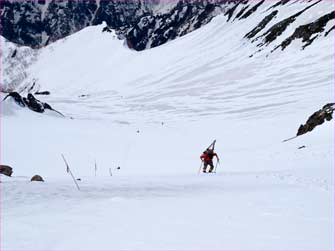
<box><xmin>1</xmin><ymin>2</ymin><xmax>334</xmax><ymax>250</ymax></box>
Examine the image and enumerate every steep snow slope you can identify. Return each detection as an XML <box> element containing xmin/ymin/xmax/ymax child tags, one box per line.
<box><xmin>1</xmin><ymin>1</ymin><xmax>334</xmax><ymax>250</ymax></box>
<box><xmin>0</xmin><ymin>37</ymin><xmax>37</xmax><ymax>92</ymax></box>
<box><xmin>3</xmin><ymin>1</ymin><xmax>333</xmax><ymax>123</ymax></box>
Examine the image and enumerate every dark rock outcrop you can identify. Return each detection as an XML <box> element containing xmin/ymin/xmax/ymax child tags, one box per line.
<box><xmin>239</xmin><ymin>0</ymin><xmax>264</xmax><ymax>20</ymax></box>
<box><xmin>1</xmin><ymin>0</ymin><xmax>333</xmax><ymax>53</ymax></box>
<box><xmin>267</xmin><ymin>0</ymin><xmax>290</xmax><ymax>11</ymax></box>
<box><xmin>0</xmin><ymin>0</ymin><xmax>151</xmax><ymax>48</ymax></box>
<box><xmin>3</xmin><ymin>92</ymin><xmax>26</xmax><ymax>107</ymax></box>
<box><xmin>277</xmin><ymin>11</ymin><xmax>335</xmax><ymax>50</ymax></box>
<box><xmin>245</xmin><ymin>10</ymin><xmax>278</xmax><ymax>39</ymax></box>
<box><xmin>225</xmin><ymin>1</ymin><xmax>249</xmax><ymax>22</ymax></box>
<box><xmin>125</xmin><ymin>1</ymin><xmax>224</xmax><ymax>50</ymax></box>
<box><xmin>31</xmin><ymin>175</ymin><xmax>44</xmax><ymax>182</ymax></box>
<box><xmin>0</xmin><ymin>0</ymin><xmax>231</xmax><ymax>51</ymax></box>
<box><xmin>3</xmin><ymin>92</ymin><xmax>64</xmax><ymax>116</ymax></box>
<box><xmin>25</xmin><ymin>93</ymin><xmax>45</xmax><ymax>112</ymax></box>
<box><xmin>325</xmin><ymin>25</ymin><xmax>335</xmax><ymax>37</ymax></box>
<box><xmin>35</xmin><ymin>91</ymin><xmax>50</xmax><ymax>95</ymax></box>
<box><xmin>234</xmin><ymin>5</ymin><xmax>249</xmax><ymax>20</ymax></box>
<box><xmin>225</xmin><ymin>3</ymin><xmax>240</xmax><ymax>22</ymax></box>
<box><xmin>255</xmin><ymin>1</ymin><xmax>321</xmax><ymax>46</ymax></box>
<box><xmin>297</xmin><ymin>103</ymin><xmax>335</xmax><ymax>136</ymax></box>
<box><xmin>0</xmin><ymin>165</ymin><xmax>13</xmax><ymax>177</ymax></box>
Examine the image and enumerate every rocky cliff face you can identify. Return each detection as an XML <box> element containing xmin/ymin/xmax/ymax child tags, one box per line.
<box><xmin>125</xmin><ymin>0</ymin><xmax>238</xmax><ymax>50</ymax></box>
<box><xmin>0</xmin><ymin>0</ymin><xmax>151</xmax><ymax>48</ymax></box>
<box><xmin>0</xmin><ymin>0</ymin><xmax>241</xmax><ymax>50</ymax></box>
<box><xmin>1</xmin><ymin>0</ymin><xmax>334</xmax><ymax>52</ymax></box>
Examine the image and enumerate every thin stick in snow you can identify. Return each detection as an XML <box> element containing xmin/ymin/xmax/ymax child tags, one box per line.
<box><xmin>198</xmin><ymin>161</ymin><xmax>203</xmax><ymax>174</ymax></box>
<box><xmin>61</xmin><ymin>154</ymin><xmax>80</xmax><ymax>190</ymax></box>
<box><xmin>95</xmin><ymin>160</ymin><xmax>97</xmax><ymax>177</ymax></box>
<box><xmin>282</xmin><ymin>135</ymin><xmax>298</xmax><ymax>142</ymax></box>
<box><xmin>213</xmin><ymin>160</ymin><xmax>220</xmax><ymax>173</ymax></box>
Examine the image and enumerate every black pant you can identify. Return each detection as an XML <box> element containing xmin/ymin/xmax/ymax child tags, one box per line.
<box><xmin>203</xmin><ymin>160</ymin><xmax>214</xmax><ymax>172</ymax></box>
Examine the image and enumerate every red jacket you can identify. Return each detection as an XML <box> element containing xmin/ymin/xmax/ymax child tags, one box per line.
<box><xmin>200</xmin><ymin>152</ymin><xmax>218</xmax><ymax>162</ymax></box>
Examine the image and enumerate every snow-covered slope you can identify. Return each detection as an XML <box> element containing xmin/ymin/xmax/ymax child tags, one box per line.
<box><xmin>1</xmin><ymin>1</ymin><xmax>334</xmax><ymax>250</ymax></box>
<box><xmin>0</xmin><ymin>37</ymin><xmax>37</xmax><ymax>93</ymax></box>
<box><xmin>5</xmin><ymin>2</ymin><xmax>333</xmax><ymax>122</ymax></box>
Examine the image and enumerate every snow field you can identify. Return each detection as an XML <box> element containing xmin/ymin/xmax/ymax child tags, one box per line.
<box><xmin>1</xmin><ymin>1</ymin><xmax>334</xmax><ymax>249</ymax></box>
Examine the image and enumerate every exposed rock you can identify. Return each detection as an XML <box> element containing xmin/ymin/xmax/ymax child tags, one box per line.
<box><xmin>234</xmin><ymin>5</ymin><xmax>249</xmax><ymax>20</ymax></box>
<box><xmin>11</xmin><ymin>49</ymin><xmax>17</xmax><ymax>58</ymax></box>
<box><xmin>0</xmin><ymin>165</ymin><xmax>13</xmax><ymax>177</ymax></box>
<box><xmin>125</xmin><ymin>1</ymin><xmax>224</xmax><ymax>50</ymax></box>
<box><xmin>225</xmin><ymin>1</ymin><xmax>249</xmax><ymax>22</ymax></box>
<box><xmin>276</xmin><ymin>11</ymin><xmax>335</xmax><ymax>50</ymax></box>
<box><xmin>2</xmin><ymin>92</ymin><xmax>26</xmax><ymax>107</ymax></box>
<box><xmin>239</xmin><ymin>0</ymin><xmax>264</xmax><ymax>20</ymax></box>
<box><xmin>0</xmin><ymin>0</ymin><xmax>230</xmax><ymax>51</ymax></box>
<box><xmin>325</xmin><ymin>25</ymin><xmax>335</xmax><ymax>37</ymax></box>
<box><xmin>0</xmin><ymin>0</ymin><xmax>151</xmax><ymax>48</ymax></box>
<box><xmin>0</xmin><ymin>0</ymin><xmax>332</xmax><ymax>54</ymax></box>
<box><xmin>3</xmin><ymin>92</ymin><xmax>64</xmax><ymax>116</ymax></box>
<box><xmin>267</xmin><ymin>0</ymin><xmax>290</xmax><ymax>11</ymax></box>
<box><xmin>245</xmin><ymin>10</ymin><xmax>278</xmax><ymax>39</ymax></box>
<box><xmin>31</xmin><ymin>175</ymin><xmax>44</xmax><ymax>182</ymax></box>
<box><xmin>296</xmin><ymin>103</ymin><xmax>334</xmax><ymax>136</ymax></box>
<box><xmin>26</xmin><ymin>93</ymin><xmax>45</xmax><ymax>112</ymax></box>
<box><xmin>225</xmin><ymin>3</ymin><xmax>240</xmax><ymax>22</ymax></box>
<box><xmin>35</xmin><ymin>91</ymin><xmax>50</xmax><ymax>95</ymax></box>
<box><xmin>102</xmin><ymin>26</ymin><xmax>112</xmax><ymax>33</ymax></box>
<box><xmin>256</xmin><ymin>1</ymin><xmax>321</xmax><ymax>46</ymax></box>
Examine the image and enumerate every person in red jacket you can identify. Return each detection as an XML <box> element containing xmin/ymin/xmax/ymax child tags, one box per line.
<box><xmin>200</xmin><ymin>148</ymin><xmax>219</xmax><ymax>173</ymax></box>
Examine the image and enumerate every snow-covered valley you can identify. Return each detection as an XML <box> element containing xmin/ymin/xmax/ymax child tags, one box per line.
<box><xmin>1</xmin><ymin>1</ymin><xmax>334</xmax><ymax>250</ymax></box>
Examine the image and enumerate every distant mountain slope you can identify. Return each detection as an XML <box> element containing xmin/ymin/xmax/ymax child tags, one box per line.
<box><xmin>0</xmin><ymin>0</ymin><xmax>154</xmax><ymax>48</ymax></box>
<box><xmin>1</xmin><ymin>0</ymin><xmax>224</xmax><ymax>49</ymax></box>
<box><xmin>1</xmin><ymin>0</ymin><xmax>333</xmax><ymax>93</ymax></box>
<box><xmin>1</xmin><ymin>1</ymin><xmax>333</xmax><ymax>52</ymax></box>
<box><xmin>1</xmin><ymin>0</ymin><xmax>333</xmax><ymax>123</ymax></box>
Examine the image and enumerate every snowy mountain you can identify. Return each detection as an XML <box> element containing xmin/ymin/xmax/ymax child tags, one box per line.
<box><xmin>1</xmin><ymin>0</ymin><xmax>334</xmax><ymax>250</ymax></box>
<box><xmin>1</xmin><ymin>0</ymin><xmax>153</xmax><ymax>48</ymax></box>
<box><xmin>1</xmin><ymin>0</ymin><xmax>220</xmax><ymax>49</ymax></box>
<box><xmin>0</xmin><ymin>36</ymin><xmax>37</xmax><ymax>92</ymax></box>
<box><xmin>3</xmin><ymin>0</ymin><xmax>333</xmax><ymax>51</ymax></box>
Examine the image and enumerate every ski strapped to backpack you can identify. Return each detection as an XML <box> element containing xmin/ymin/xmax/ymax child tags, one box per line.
<box><xmin>198</xmin><ymin>139</ymin><xmax>217</xmax><ymax>174</ymax></box>
<box><xmin>207</xmin><ymin>139</ymin><xmax>216</xmax><ymax>151</ymax></box>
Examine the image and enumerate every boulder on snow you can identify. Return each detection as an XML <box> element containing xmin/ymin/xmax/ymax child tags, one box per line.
<box><xmin>0</xmin><ymin>165</ymin><xmax>13</xmax><ymax>177</ymax></box>
<box><xmin>296</xmin><ymin>103</ymin><xmax>335</xmax><ymax>136</ymax></box>
<box><xmin>2</xmin><ymin>92</ymin><xmax>26</xmax><ymax>107</ymax></box>
<box><xmin>102</xmin><ymin>26</ymin><xmax>112</xmax><ymax>33</ymax></box>
<box><xmin>35</xmin><ymin>91</ymin><xmax>50</xmax><ymax>95</ymax></box>
<box><xmin>26</xmin><ymin>93</ymin><xmax>45</xmax><ymax>112</ymax></box>
<box><xmin>3</xmin><ymin>92</ymin><xmax>65</xmax><ymax>116</ymax></box>
<box><xmin>31</xmin><ymin>175</ymin><xmax>44</xmax><ymax>182</ymax></box>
